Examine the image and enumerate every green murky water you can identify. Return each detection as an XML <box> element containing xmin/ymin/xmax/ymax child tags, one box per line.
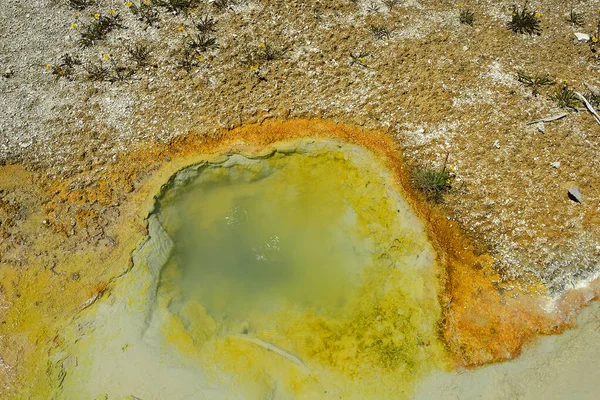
<box><xmin>159</xmin><ymin>152</ymin><xmax>374</xmax><ymax>326</ymax></box>
<box><xmin>54</xmin><ymin>140</ymin><xmax>446</xmax><ymax>399</ymax></box>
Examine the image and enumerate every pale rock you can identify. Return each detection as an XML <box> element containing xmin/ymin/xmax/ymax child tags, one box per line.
<box><xmin>568</xmin><ymin>187</ymin><xmax>582</xmax><ymax>203</ymax></box>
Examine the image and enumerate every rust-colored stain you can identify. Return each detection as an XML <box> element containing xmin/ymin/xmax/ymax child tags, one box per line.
<box><xmin>1</xmin><ymin>119</ymin><xmax>599</xmax><ymax>395</ymax></box>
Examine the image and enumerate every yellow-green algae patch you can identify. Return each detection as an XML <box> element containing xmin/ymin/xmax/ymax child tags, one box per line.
<box><xmin>51</xmin><ymin>139</ymin><xmax>448</xmax><ymax>399</ymax></box>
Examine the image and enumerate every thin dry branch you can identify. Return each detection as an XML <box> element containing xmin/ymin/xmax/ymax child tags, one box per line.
<box><xmin>233</xmin><ymin>334</ymin><xmax>310</xmax><ymax>372</ymax></box>
<box><xmin>526</xmin><ymin>113</ymin><xmax>568</xmax><ymax>125</ymax></box>
<box><xmin>574</xmin><ymin>92</ymin><xmax>600</xmax><ymax>126</ymax></box>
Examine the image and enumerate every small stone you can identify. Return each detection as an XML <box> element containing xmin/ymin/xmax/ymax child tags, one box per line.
<box><xmin>536</xmin><ymin>121</ymin><xmax>545</xmax><ymax>133</ymax></box>
<box><xmin>493</xmin><ymin>140</ymin><xmax>500</xmax><ymax>149</ymax></box>
<box><xmin>568</xmin><ymin>187</ymin><xmax>582</xmax><ymax>203</ymax></box>
<box><xmin>586</xmin><ymin>83</ymin><xmax>600</xmax><ymax>97</ymax></box>
<box><xmin>574</xmin><ymin>32</ymin><xmax>591</xmax><ymax>42</ymax></box>
<box><xmin>2</xmin><ymin>68</ymin><xmax>13</xmax><ymax>78</ymax></box>
<box><xmin>550</xmin><ymin>161</ymin><xmax>560</xmax><ymax>169</ymax></box>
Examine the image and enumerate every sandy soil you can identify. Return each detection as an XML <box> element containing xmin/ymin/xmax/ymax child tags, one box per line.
<box><xmin>1</xmin><ymin>0</ymin><xmax>600</xmax><ymax>397</ymax></box>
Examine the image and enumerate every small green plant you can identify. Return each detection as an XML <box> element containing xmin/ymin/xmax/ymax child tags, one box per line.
<box><xmin>79</xmin><ymin>12</ymin><xmax>125</xmax><ymax>47</ymax></box>
<box><xmin>155</xmin><ymin>0</ymin><xmax>199</xmax><ymax>14</ymax></box>
<box><xmin>366</xmin><ymin>2</ymin><xmax>380</xmax><ymax>13</ymax></box>
<box><xmin>257</xmin><ymin>42</ymin><xmax>287</xmax><ymax>61</ymax></box>
<box><xmin>67</xmin><ymin>0</ymin><xmax>96</xmax><ymax>10</ymax></box>
<box><xmin>127</xmin><ymin>41</ymin><xmax>152</xmax><ymax>67</ymax></box>
<box><xmin>568</xmin><ymin>8</ymin><xmax>584</xmax><ymax>27</ymax></box>
<box><xmin>350</xmin><ymin>51</ymin><xmax>369</xmax><ymax>67</ymax></box>
<box><xmin>108</xmin><ymin>58</ymin><xmax>135</xmax><ymax>82</ymax></box>
<box><xmin>459</xmin><ymin>8</ymin><xmax>474</xmax><ymax>26</ymax></box>
<box><xmin>383</xmin><ymin>0</ymin><xmax>399</xmax><ymax>11</ymax></box>
<box><xmin>186</xmin><ymin>32</ymin><xmax>218</xmax><ymax>53</ymax></box>
<box><xmin>126</xmin><ymin>0</ymin><xmax>160</xmax><ymax>27</ymax></box>
<box><xmin>550</xmin><ymin>84</ymin><xmax>582</xmax><ymax>109</ymax></box>
<box><xmin>517</xmin><ymin>70</ymin><xmax>554</xmax><ymax>95</ymax></box>
<box><xmin>507</xmin><ymin>1</ymin><xmax>541</xmax><ymax>35</ymax></box>
<box><xmin>178</xmin><ymin>46</ymin><xmax>203</xmax><ymax>71</ymax></box>
<box><xmin>83</xmin><ymin>60</ymin><xmax>110</xmax><ymax>81</ymax></box>
<box><xmin>412</xmin><ymin>156</ymin><xmax>454</xmax><ymax>203</ymax></box>
<box><xmin>370</xmin><ymin>24</ymin><xmax>391</xmax><ymax>40</ymax></box>
<box><xmin>50</xmin><ymin>53</ymin><xmax>81</xmax><ymax>80</ymax></box>
<box><xmin>193</xmin><ymin>15</ymin><xmax>217</xmax><ymax>33</ymax></box>
<box><xmin>213</xmin><ymin>0</ymin><xmax>242</xmax><ymax>11</ymax></box>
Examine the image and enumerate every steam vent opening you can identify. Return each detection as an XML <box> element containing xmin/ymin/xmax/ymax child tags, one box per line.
<box><xmin>57</xmin><ymin>140</ymin><xmax>447</xmax><ymax>399</ymax></box>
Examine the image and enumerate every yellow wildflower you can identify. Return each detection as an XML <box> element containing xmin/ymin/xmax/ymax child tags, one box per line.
<box><xmin>458</xmin><ymin>2</ymin><xmax>463</xmax><ymax>7</ymax></box>
<box><xmin>144</xmin><ymin>0</ymin><xmax>150</xmax><ymax>4</ymax></box>
<box><xmin>259</xmin><ymin>42</ymin><xmax>266</xmax><ymax>48</ymax></box>
<box><xmin>535</xmin><ymin>12</ymin><xmax>541</xmax><ymax>18</ymax></box>
<box><xmin>177</xmin><ymin>26</ymin><xmax>185</xmax><ymax>31</ymax></box>
<box><xmin>249</xmin><ymin>64</ymin><xmax>259</xmax><ymax>71</ymax></box>
<box><xmin>103</xmin><ymin>53</ymin><xmax>110</xmax><ymax>61</ymax></box>
<box><xmin>45</xmin><ymin>64</ymin><xmax>51</xmax><ymax>70</ymax></box>
<box><xmin>359</xmin><ymin>57</ymin><xmax>366</xmax><ymax>64</ymax></box>
<box><xmin>109</xmin><ymin>9</ymin><xmax>116</xmax><ymax>15</ymax></box>
<box><xmin>593</xmin><ymin>37</ymin><xmax>599</xmax><ymax>43</ymax></box>
<box><xmin>94</xmin><ymin>13</ymin><xmax>100</xmax><ymax>20</ymax></box>
<box><xmin>197</xmin><ymin>55</ymin><xmax>204</xmax><ymax>61</ymax></box>
<box><xmin>125</xmin><ymin>2</ymin><xmax>133</xmax><ymax>7</ymax></box>
<box><xmin>70</xmin><ymin>22</ymin><xmax>77</xmax><ymax>29</ymax></box>
<box><xmin>74</xmin><ymin>13</ymin><xmax>79</xmax><ymax>18</ymax></box>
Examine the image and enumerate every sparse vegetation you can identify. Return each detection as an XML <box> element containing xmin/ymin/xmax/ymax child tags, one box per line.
<box><xmin>83</xmin><ymin>60</ymin><xmax>110</xmax><ymax>81</ymax></box>
<box><xmin>108</xmin><ymin>57</ymin><xmax>135</xmax><ymax>82</ymax></box>
<box><xmin>193</xmin><ymin>15</ymin><xmax>217</xmax><ymax>33</ymax></box>
<box><xmin>126</xmin><ymin>0</ymin><xmax>160</xmax><ymax>27</ymax></box>
<box><xmin>550</xmin><ymin>84</ymin><xmax>582</xmax><ymax>109</ymax></box>
<box><xmin>460</xmin><ymin>8</ymin><xmax>474</xmax><ymax>26</ymax></box>
<box><xmin>127</xmin><ymin>41</ymin><xmax>152</xmax><ymax>67</ymax></box>
<box><xmin>78</xmin><ymin>12</ymin><xmax>125</xmax><ymax>47</ymax></box>
<box><xmin>412</xmin><ymin>156</ymin><xmax>454</xmax><ymax>203</ymax></box>
<box><xmin>366</xmin><ymin>2</ymin><xmax>380</xmax><ymax>13</ymax></box>
<box><xmin>66</xmin><ymin>0</ymin><xmax>96</xmax><ymax>10</ymax></box>
<box><xmin>257</xmin><ymin>42</ymin><xmax>287</xmax><ymax>61</ymax></box>
<box><xmin>383</xmin><ymin>0</ymin><xmax>399</xmax><ymax>11</ymax></box>
<box><xmin>50</xmin><ymin>53</ymin><xmax>81</xmax><ymax>80</ymax></box>
<box><xmin>350</xmin><ymin>51</ymin><xmax>369</xmax><ymax>67</ymax></box>
<box><xmin>186</xmin><ymin>32</ymin><xmax>218</xmax><ymax>53</ymax></box>
<box><xmin>568</xmin><ymin>8</ymin><xmax>584</xmax><ymax>27</ymax></box>
<box><xmin>213</xmin><ymin>0</ymin><xmax>242</xmax><ymax>11</ymax></box>
<box><xmin>155</xmin><ymin>0</ymin><xmax>199</xmax><ymax>14</ymax></box>
<box><xmin>178</xmin><ymin>46</ymin><xmax>202</xmax><ymax>72</ymax></box>
<box><xmin>507</xmin><ymin>1</ymin><xmax>541</xmax><ymax>35</ymax></box>
<box><xmin>517</xmin><ymin>70</ymin><xmax>554</xmax><ymax>95</ymax></box>
<box><xmin>370</xmin><ymin>24</ymin><xmax>391</xmax><ymax>40</ymax></box>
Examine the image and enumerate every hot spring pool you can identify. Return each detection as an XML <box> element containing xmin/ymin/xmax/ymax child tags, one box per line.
<box><xmin>52</xmin><ymin>139</ymin><xmax>446</xmax><ymax>399</ymax></box>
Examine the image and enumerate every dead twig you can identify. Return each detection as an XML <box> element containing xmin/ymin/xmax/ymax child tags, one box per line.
<box><xmin>574</xmin><ymin>91</ymin><xmax>600</xmax><ymax>125</ymax></box>
<box><xmin>233</xmin><ymin>334</ymin><xmax>310</xmax><ymax>372</ymax></box>
<box><xmin>526</xmin><ymin>113</ymin><xmax>568</xmax><ymax>125</ymax></box>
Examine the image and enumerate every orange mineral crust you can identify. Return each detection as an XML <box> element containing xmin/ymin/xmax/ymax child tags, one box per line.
<box><xmin>1</xmin><ymin>120</ymin><xmax>598</xmax><ymax>397</ymax></box>
<box><xmin>95</xmin><ymin>119</ymin><xmax>598</xmax><ymax>366</ymax></box>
